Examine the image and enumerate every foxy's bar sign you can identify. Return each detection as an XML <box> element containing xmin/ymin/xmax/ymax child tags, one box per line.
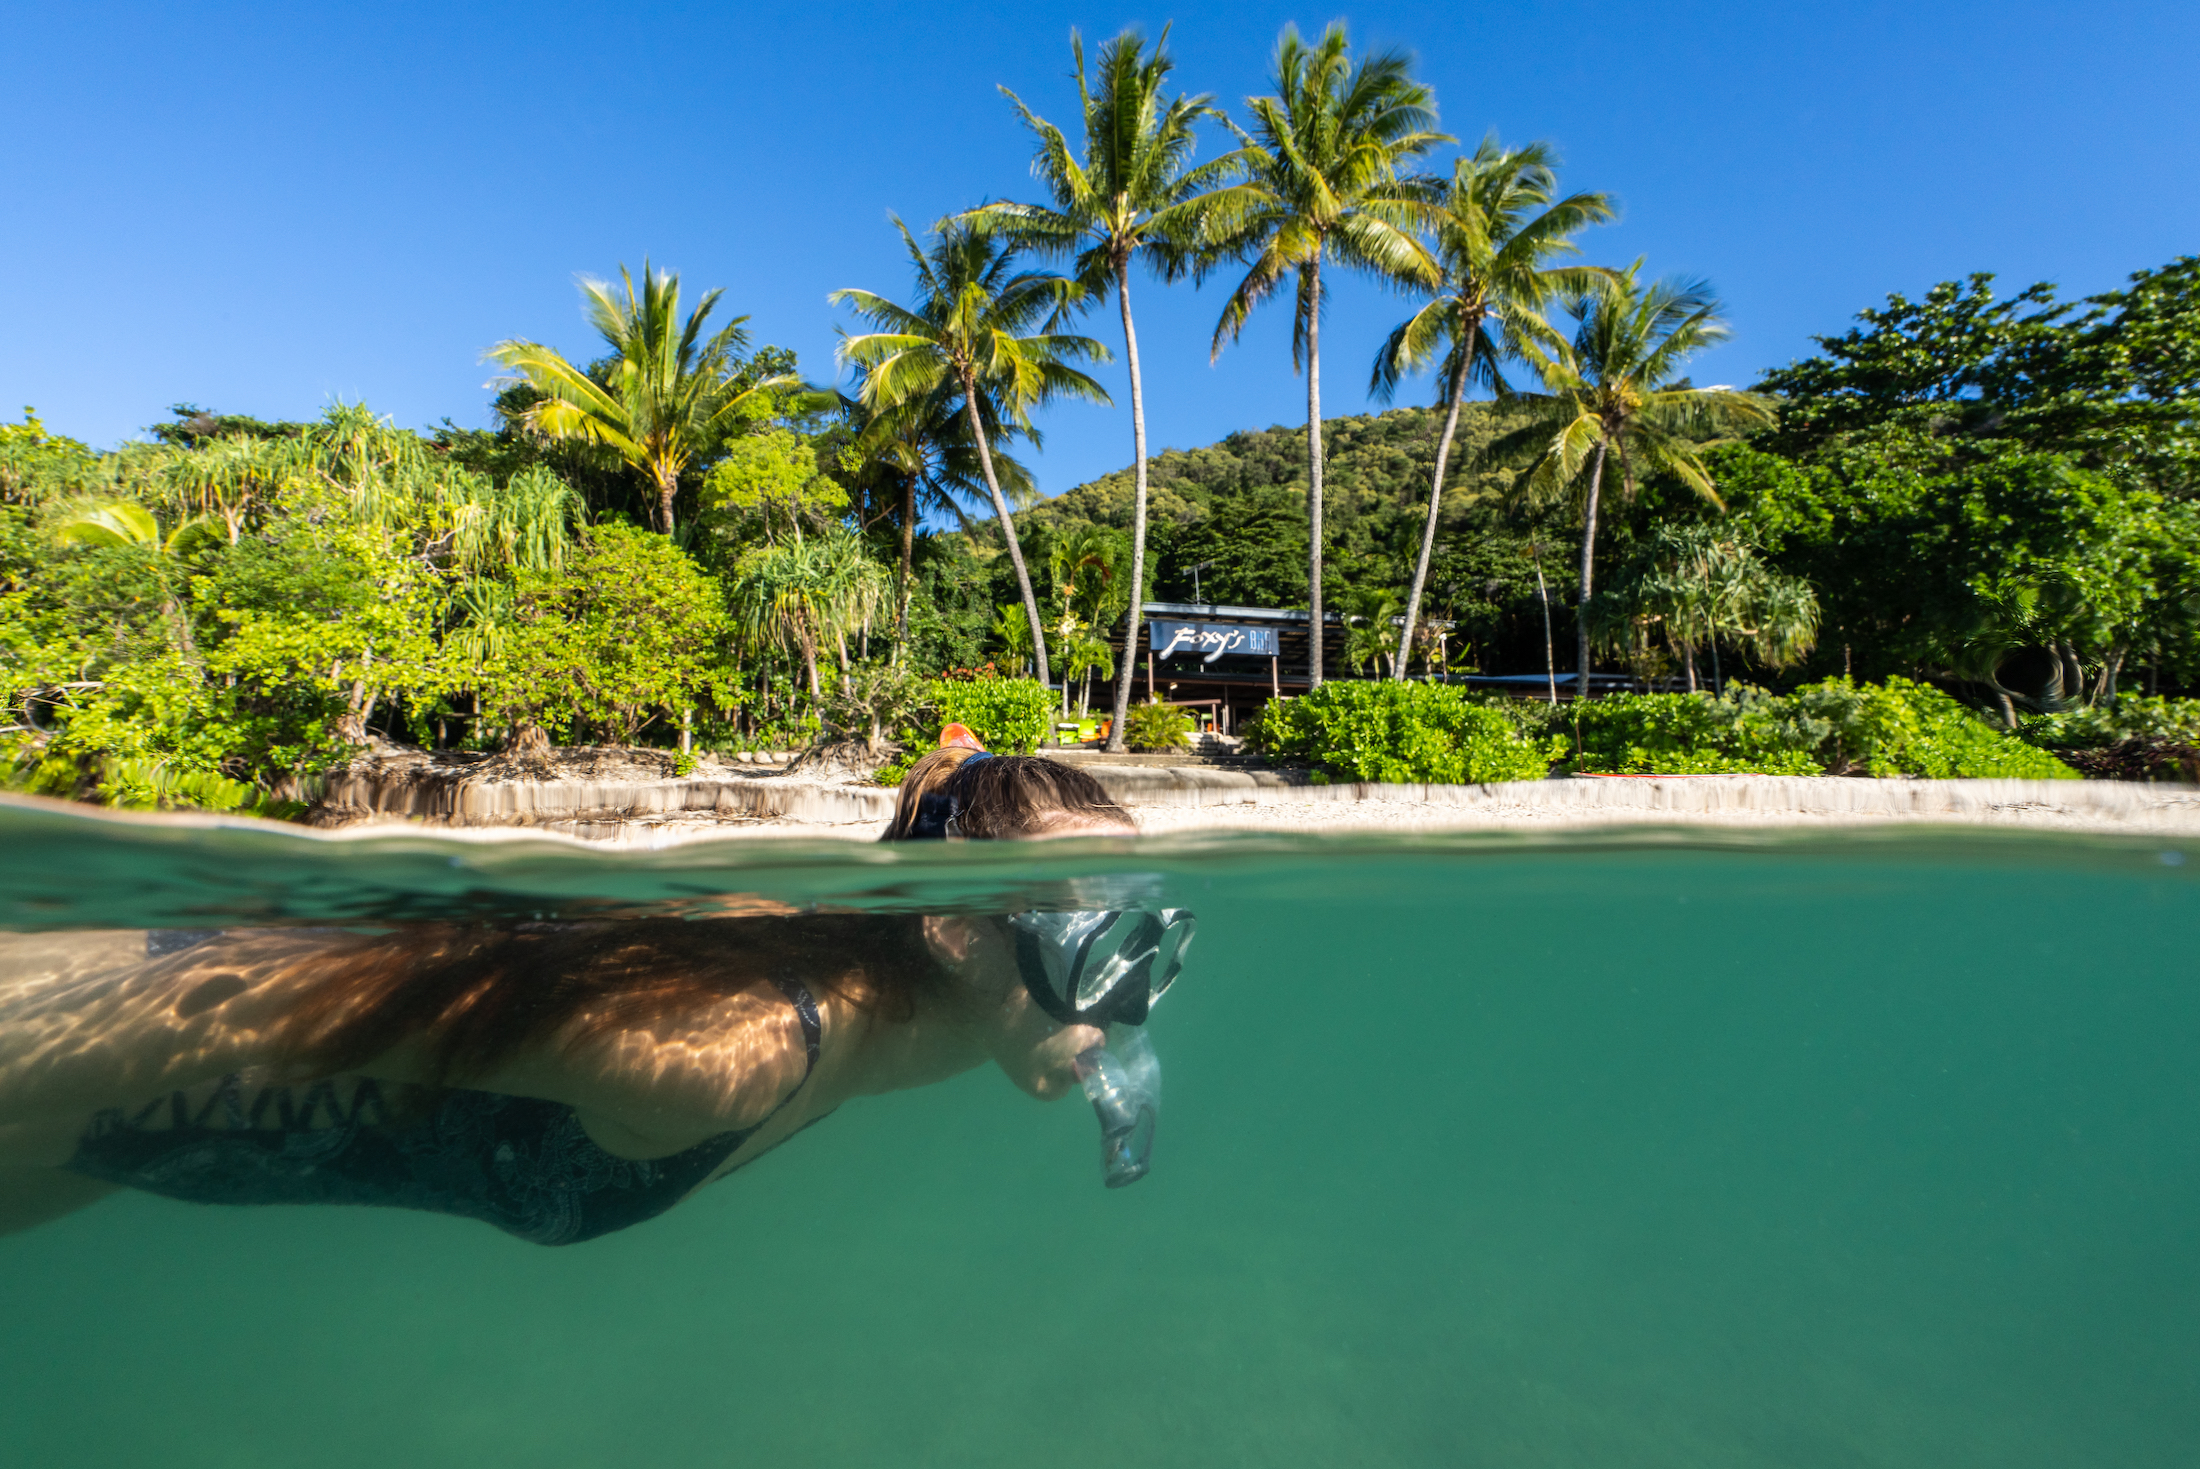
<box><xmin>1149</xmin><ymin>620</ymin><xmax>1279</xmax><ymax>662</ymax></box>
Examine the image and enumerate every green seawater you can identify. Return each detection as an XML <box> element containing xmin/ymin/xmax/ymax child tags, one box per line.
<box><xmin>2</xmin><ymin>805</ymin><xmax>2196</xmax><ymax>1467</ymax></box>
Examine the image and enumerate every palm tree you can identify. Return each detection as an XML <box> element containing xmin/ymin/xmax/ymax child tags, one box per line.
<box><xmin>1206</xmin><ymin>23</ymin><xmax>1446</xmax><ymax>689</ymax></box>
<box><xmin>1371</xmin><ymin>139</ymin><xmax>1614</xmax><ymax>678</ymax></box>
<box><xmin>489</xmin><ymin>262</ymin><xmax>801</xmax><ymax>534</ymax></box>
<box><xmin>1336</xmin><ymin>583</ymin><xmax>1405</xmax><ymax>676</ymax></box>
<box><xmin>832</xmin><ymin>219</ymin><xmax>1112</xmax><ymax>688</ymax></box>
<box><xmin>836</xmin><ymin>383</ymin><xmax>1036</xmax><ymax>651</ymax></box>
<box><xmin>969</xmin><ymin>26</ymin><xmax>1231</xmax><ymax>749</ymax></box>
<box><xmin>1508</xmin><ymin>267</ymin><xmax>1776</xmax><ymax>695</ymax></box>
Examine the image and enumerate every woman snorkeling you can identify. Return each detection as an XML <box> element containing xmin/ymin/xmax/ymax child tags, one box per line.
<box><xmin>0</xmin><ymin>738</ymin><xmax>1185</xmax><ymax>1243</ymax></box>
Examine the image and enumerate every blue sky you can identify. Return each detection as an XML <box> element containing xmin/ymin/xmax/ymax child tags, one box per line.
<box><xmin>4</xmin><ymin>1</ymin><xmax>2195</xmax><ymax>502</ymax></box>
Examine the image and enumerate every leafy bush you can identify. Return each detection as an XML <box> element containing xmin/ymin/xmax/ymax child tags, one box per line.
<box><xmin>477</xmin><ymin>525</ymin><xmax>732</xmax><ymax>745</ymax></box>
<box><xmin>1525</xmin><ymin>677</ymin><xmax>2077</xmax><ymax>779</ymax></box>
<box><xmin>827</xmin><ymin>659</ymin><xmax>924</xmax><ymax>747</ymax></box>
<box><xmin>2020</xmin><ymin>696</ymin><xmax>2200</xmax><ymax>782</ymax></box>
<box><xmin>1255</xmin><ymin>682</ymin><xmax>1561</xmax><ymax>784</ymax></box>
<box><xmin>1784</xmin><ymin>678</ymin><xmax>2076</xmax><ymax>779</ymax></box>
<box><xmin>2023</xmin><ymin>697</ymin><xmax>2200</xmax><ymax>749</ymax></box>
<box><xmin>872</xmin><ymin>751</ymin><xmax>921</xmax><ymax>787</ymax></box>
<box><xmin>1124</xmin><ymin>700</ymin><xmax>1194</xmax><ymax>753</ymax></box>
<box><xmin>1535</xmin><ymin>690</ymin><xmax>1822</xmax><ymax>775</ymax></box>
<box><xmin>922</xmin><ymin>672</ymin><xmax>1055</xmax><ymax>754</ymax></box>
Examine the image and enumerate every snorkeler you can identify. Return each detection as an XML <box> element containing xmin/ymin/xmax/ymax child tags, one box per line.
<box><xmin>0</xmin><ymin>738</ymin><xmax>1185</xmax><ymax>1243</ymax></box>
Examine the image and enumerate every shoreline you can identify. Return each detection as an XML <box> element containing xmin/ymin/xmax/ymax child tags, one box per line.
<box><xmin>10</xmin><ymin>768</ymin><xmax>2197</xmax><ymax>847</ymax></box>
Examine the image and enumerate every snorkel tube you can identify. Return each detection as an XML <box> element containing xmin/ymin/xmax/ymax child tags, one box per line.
<box><xmin>1004</xmin><ymin>908</ymin><xmax>1194</xmax><ymax>1188</ymax></box>
<box><xmin>1074</xmin><ymin>1029</ymin><xmax>1162</xmax><ymax>1187</ymax></box>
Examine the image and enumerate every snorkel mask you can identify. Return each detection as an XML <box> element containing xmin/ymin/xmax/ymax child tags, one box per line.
<box><xmin>1005</xmin><ymin>908</ymin><xmax>1194</xmax><ymax>1188</ymax></box>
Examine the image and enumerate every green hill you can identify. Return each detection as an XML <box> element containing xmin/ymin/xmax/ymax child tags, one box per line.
<box><xmin>1009</xmin><ymin>403</ymin><xmax>1578</xmax><ymax>672</ymax></box>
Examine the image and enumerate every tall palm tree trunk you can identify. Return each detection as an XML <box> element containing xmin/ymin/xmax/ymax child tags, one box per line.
<box><xmin>655</xmin><ymin>465</ymin><xmax>678</xmax><ymax>536</ymax></box>
<box><xmin>1108</xmin><ymin>260</ymin><xmax>1151</xmax><ymax>749</ymax></box>
<box><xmin>895</xmin><ymin>473</ymin><xmax>916</xmax><ymax>655</ymax></box>
<box><xmin>1304</xmin><ymin>260</ymin><xmax>1326</xmax><ymax>690</ymax></box>
<box><xmin>1534</xmin><ymin>551</ymin><xmax>1557</xmax><ymax>705</ymax></box>
<box><xmin>959</xmin><ymin>373</ymin><xmax>1051</xmax><ymax>686</ymax></box>
<box><xmin>1575</xmin><ymin>437</ymin><xmax>1609</xmax><ymax>698</ymax></box>
<box><xmin>1397</xmin><ymin>331</ymin><xmax>1474</xmax><ymax>678</ymax></box>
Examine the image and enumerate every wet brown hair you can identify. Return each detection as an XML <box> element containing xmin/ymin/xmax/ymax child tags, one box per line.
<box><xmin>252</xmin><ymin>914</ymin><xmax>944</xmax><ymax>1086</ymax></box>
<box><xmin>882</xmin><ymin>751</ymin><xmax>1133</xmax><ymax>841</ymax></box>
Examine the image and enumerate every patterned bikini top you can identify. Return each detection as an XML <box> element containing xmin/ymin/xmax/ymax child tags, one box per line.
<box><xmin>68</xmin><ymin>970</ymin><xmax>824</xmax><ymax>1247</ymax></box>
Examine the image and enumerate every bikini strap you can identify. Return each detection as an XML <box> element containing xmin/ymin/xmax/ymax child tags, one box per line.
<box><xmin>771</xmin><ymin>974</ymin><xmax>822</xmax><ymax>1080</ymax></box>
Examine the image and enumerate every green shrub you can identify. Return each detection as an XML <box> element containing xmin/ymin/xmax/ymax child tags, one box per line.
<box><xmin>1536</xmin><ymin>691</ymin><xmax>1822</xmax><ymax>775</ymax></box>
<box><xmin>2023</xmin><ymin>696</ymin><xmax>2200</xmax><ymax>750</ymax></box>
<box><xmin>1255</xmin><ymin>682</ymin><xmax>1561</xmax><ymax>784</ymax></box>
<box><xmin>479</xmin><ymin>525</ymin><xmax>732</xmax><ymax>745</ymax></box>
<box><xmin>921</xmin><ymin>673</ymin><xmax>1055</xmax><ymax>754</ymax></box>
<box><xmin>1785</xmin><ymin>678</ymin><xmax>2076</xmax><ymax>778</ymax></box>
<box><xmin>1528</xmin><ymin>677</ymin><xmax>2077</xmax><ymax>779</ymax></box>
<box><xmin>1124</xmin><ymin>700</ymin><xmax>1194</xmax><ymax>753</ymax></box>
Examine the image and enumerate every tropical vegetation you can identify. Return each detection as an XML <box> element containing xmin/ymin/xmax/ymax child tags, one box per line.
<box><xmin>5</xmin><ymin>22</ymin><xmax>2196</xmax><ymax>814</ymax></box>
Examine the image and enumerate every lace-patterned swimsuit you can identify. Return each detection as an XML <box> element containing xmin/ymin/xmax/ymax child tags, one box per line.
<box><xmin>67</xmin><ymin>945</ymin><xmax>824</xmax><ymax>1247</ymax></box>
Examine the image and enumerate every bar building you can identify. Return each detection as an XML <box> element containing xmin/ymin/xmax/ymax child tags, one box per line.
<box><xmin>1137</xmin><ymin>601</ymin><xmax>1345</xmax><ymax>735</ymax></box>
<box><xmin>1135</xmin><ymin>600</ymin><xmax>1630</xmax><ymax>733</ymax></box>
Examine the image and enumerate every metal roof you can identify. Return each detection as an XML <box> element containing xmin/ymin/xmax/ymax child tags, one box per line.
<box><xmin>1142</xmin><ymin>601</ymin><xmax>1332</xmax><ymax>623</ymax></box>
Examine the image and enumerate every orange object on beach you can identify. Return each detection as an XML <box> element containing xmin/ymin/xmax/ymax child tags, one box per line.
<box><xmin>938</xmin><ymin>724</ymin><xmax>986</xmax><ymax>751</ymax></box>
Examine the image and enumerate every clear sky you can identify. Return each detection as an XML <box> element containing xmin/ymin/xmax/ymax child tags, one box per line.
<box><xmin>4</xmin><ymin>1</ymin><xmax>2195</xmax><ymax>502</ymax></box>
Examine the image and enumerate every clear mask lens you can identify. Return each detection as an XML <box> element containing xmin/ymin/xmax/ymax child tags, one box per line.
<box><xmin>1008</xmin><ymin>908</ymin><xmax>1196</xmax><ymax>1027</ymax></box>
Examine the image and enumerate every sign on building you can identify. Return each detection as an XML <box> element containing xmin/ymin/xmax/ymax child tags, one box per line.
<box><xmin>1149</xmin><ymin>620</ymin><xmax>1279</xmax><ymax>662</ymax></box>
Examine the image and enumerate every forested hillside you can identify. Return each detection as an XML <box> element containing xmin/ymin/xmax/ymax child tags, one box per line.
<box><xmin>1004</xmin><ymin>402</ymin><xmax>1582</xmax><ymax>675</ymax></box>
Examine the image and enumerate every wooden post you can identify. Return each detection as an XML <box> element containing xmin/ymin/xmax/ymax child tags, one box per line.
<box><xmin>1146</xmin><ymin>650</ymin><xmax>1154</xmax><ymax>701</ymax></box>
<box><xmin>1270</xmin><ymin>654</ymin><xmax>1279</xmax><ymax>699</ymax></box>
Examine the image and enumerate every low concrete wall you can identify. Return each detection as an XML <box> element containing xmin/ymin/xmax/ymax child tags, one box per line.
<box><xmin>1076</xmin><ymin>765</ymin><xmax>2200</xmax><ymax>821</ymax></box>
<box><xmin>309</xmin><ymin>758</ymin><xmax>2200</xmax><ymax>842</ymax></box>
<box><xmin>316</xmin><ymin>767</ymin><xmax>894</xmax><ymax>831</ymax></box>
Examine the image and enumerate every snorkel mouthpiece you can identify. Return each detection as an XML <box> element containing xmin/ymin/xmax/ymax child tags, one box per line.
<box><xmin>1073</xmin><ymin>1029</ymin><xmax>1161</xmax><ymax>1188</ymax></box>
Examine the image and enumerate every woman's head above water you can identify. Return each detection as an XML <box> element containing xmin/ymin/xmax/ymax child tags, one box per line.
<box><xmin>882</xmin><ymin>740</ymin><xmax>1135</xmax><ymax>842</ymax></box>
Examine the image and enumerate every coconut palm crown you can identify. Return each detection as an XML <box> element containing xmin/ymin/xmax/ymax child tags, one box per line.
<box><xmin>1505</xmin><ymin>266</ymin><xmax>1777</xmax><ymax>695</ymax></box>
<box><xmin>1371</xmin><ymin>139</ymin><xmax>1615</xmax><ymax>677</ymax></box>
<box><xmin>488</xmin><ymin>261</ymin><xmax>801</xmax><ymax>535</ymax></box>
<box><xmin>1205</xmin><ymin>23</ymin><xmax>1448</xmax><ymax>686</ymax></box>
<box><xmin>832</xmin><ymin>218</ymin><xmax>1112</xmax><ymax>687</ymax></box>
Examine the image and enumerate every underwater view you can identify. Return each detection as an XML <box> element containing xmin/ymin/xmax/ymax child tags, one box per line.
<box><xmin>1</xmin><ymin>805</ymin><xmax>2196</xmax><ymax>1469</ymax></box>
